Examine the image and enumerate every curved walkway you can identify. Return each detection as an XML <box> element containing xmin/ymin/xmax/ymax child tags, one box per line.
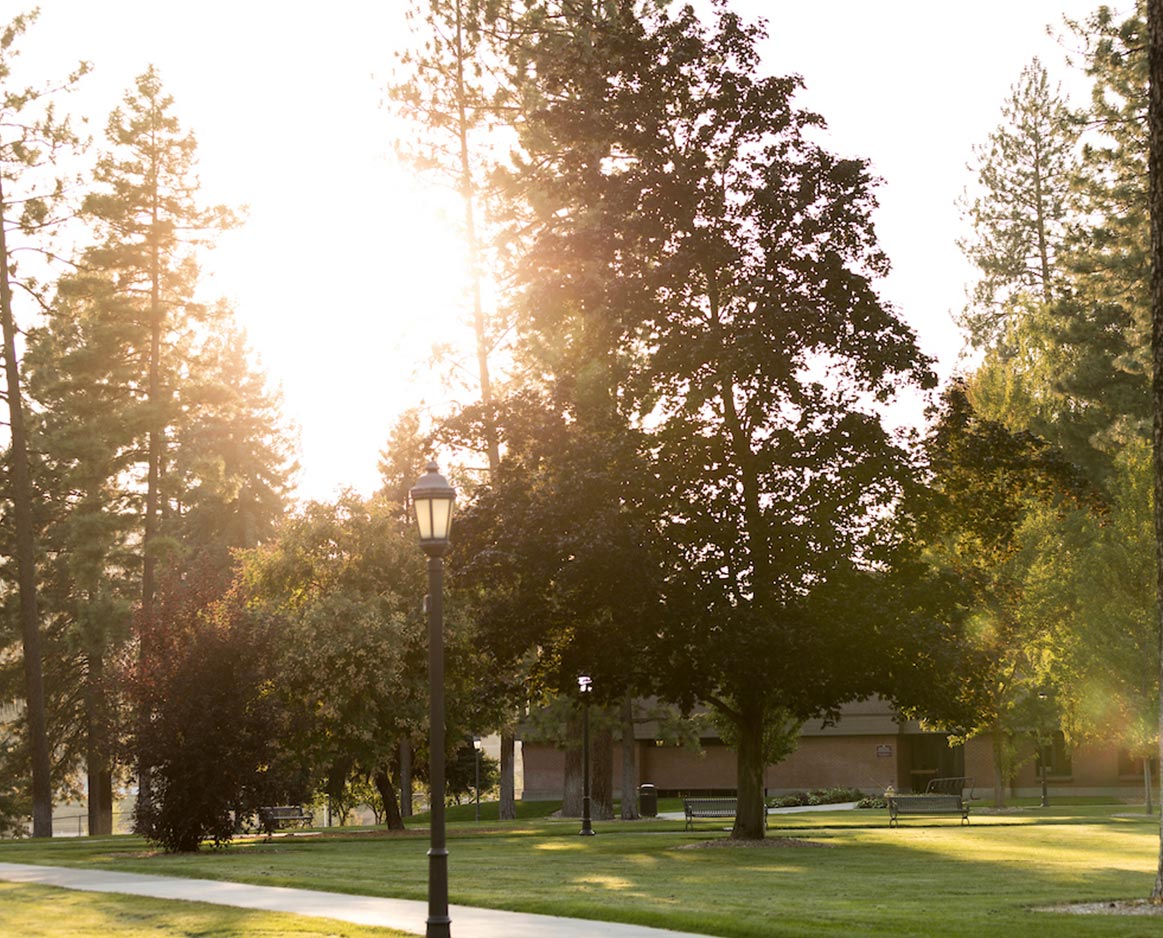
<box><xmin>0</xmin><ymin>862</ymin><xmax>710</xmax><ymax>937</ymax></box>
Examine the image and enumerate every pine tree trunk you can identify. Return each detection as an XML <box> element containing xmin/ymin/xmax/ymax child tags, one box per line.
<box><xmin>85</xmin><ymin>650</ymin><xmax>113</xmax><ymax>837</ymax></box>
<box><xmin>731</xmin><ymin>700</ymin><xmax>767</xmax><ymax>841</ymax></box>
<box><xmin>620</xmin><ymin>694</ymin><xmax>639</xmax><ymax>820</ymax></box>
<box><xmin>1148</xmin><ymin>0</ymin><xmax>1163</xmax><ymax>901</ymax></box>
<box><xmin>0</xmin><ymin>178</ymin><xmax>53</xmax><ymax>838</ymax></box>
<box><xmin>592</xmin><ymin>721</ymin><xmax>614</xmax><ymax>820</ymax></box>
<box><xmin>137</xmin><ymin>189</ymin><xmax>165</xmax><ymax>820</ymax></box>
<box><xmin>499</xmin><ymin>729</ymin><xmax>516</xmax><ymax>820</ymax></box>
<box><xmin>373</xmin><ymin>766</ymin><xmax>405</xmax><ymax>831</ymax></box>
<box><xmin>562</xmin><ymin>708</ymin><xmax>583</xmax><ymax>816</ymax></box>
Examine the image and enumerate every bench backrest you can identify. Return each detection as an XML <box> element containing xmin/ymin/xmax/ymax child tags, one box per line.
<box><xmin>924</xmin><ymin>776</ymin><xmax>974</xmax><ymax>799</ymax></box>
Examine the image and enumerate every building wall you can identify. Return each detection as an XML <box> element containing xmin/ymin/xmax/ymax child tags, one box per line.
<box><xmin>521</xmin><ymin>697</ymin><xmax>1153</xmax><ymax>803</ymax></box>
<box><xmin>523</xmin><ymin>745</ymin><xmax>567</xmax><ymax>801</ymax></box>
<box><xmin>764</xmin><ymin>735</ymin><xmax>900</xmax><ymax>794</ymax></box>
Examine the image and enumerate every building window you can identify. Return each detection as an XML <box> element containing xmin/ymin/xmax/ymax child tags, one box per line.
<box><xmin>1035</xmin><ymin>731</ymin><xmax>1071</xmax><ymax>778</ymax></box>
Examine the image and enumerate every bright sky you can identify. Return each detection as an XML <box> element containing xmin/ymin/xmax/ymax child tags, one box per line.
<box><xmin>20</xmin><ymin>0</ymin><xmax>1110</xmax><ymax>501</ymax></box>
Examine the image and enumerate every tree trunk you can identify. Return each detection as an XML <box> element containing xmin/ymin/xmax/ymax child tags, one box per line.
<box><xmin>592</xmin><ymin>720</ymin><xmax>614</xmax><ymax>820</ymax></box>
<box><xmin>991</xmin><ymin>728</ymin><xmax>1008</xmax><ymax>809</ymax></box>
<box><xmin>620</xmin><ymin>694</ymin><xmax>639</xmax><ymax>820</ymax></box>
<box><xmin>1150</xmin><ymin>0</ymin><xmax>1163</xmax><ymax>900</ymax></box>
<box><xmin>0</xmin><ymin>177</ymin><xmax>52</xmax><ymax>838</ymax></box>
<box><xmin>562</xmin><ymin>708</ymin><xmax>583</xmax><ymax>816</ymax></box>
<box><xmin>373</xmin><ymin>766</ymin><xmax>405</xmax><ymax>831</ymax></box>
<box><xmin>731</xmin><ymin>700</ymin><xmax>767</xmax><ymax>840</ymax></box>
<box><xmin>85</xmin><ymin>650</ymin><xmax>113</xmax><ymax>837</ymax></box>
<box><xmin>499</xmin><ymin>729</ymin><xmax>516</xmax><ymax>820</ymax></box>
<box><xmin>137</xmin><ymin>183</ymin><xmax>165</xmax><ymax>822</ymax></box>
<box><xmin>398</xmin><ymin>738</ymin><xmax>412</xmax><ymax>817</ymax></box>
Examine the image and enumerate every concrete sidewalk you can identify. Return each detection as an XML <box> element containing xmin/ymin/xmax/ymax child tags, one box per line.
<box><xmin>0</xmin><ymin>862</ymin><xmax>711</xmax><ymax>937</ymax></box>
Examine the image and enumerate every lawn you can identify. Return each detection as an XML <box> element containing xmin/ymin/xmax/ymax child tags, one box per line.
<box><xmin>1</xmin><ymin>803</ymin><xmax>1161</xmax><ymax>937</ymax></box>
<box><xmin>0</xmin><ymin>882</ymin><xmax>412</xmax><ymax>938</ymax></box>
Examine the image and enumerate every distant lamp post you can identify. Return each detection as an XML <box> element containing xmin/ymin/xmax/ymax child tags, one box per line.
<box><xmin>1037</xmin><ymin>688</ymin><xmax>1053</xmax><ymax>809</ymax></box>
<box><xmin>473</xmin><ymin>736</ymin><xmax>482</xmax><ymax>823</ymax></box>
<box><xmin>410</xmin><ymin>461</ymin><xmax>456</xmax><ymax>938</ymax></box>
<box><xmin>578</xmin><ymin>673</ymin><xmax>596</xmax><ymax>836</ymax></box>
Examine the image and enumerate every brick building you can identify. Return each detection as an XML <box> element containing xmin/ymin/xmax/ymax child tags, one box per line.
<box><xmin>520</xmin><ymin>696</ymin><xmax>1153</xmax><ymax>802</ymax></box>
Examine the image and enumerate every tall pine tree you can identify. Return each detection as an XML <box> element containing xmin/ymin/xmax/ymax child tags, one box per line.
<box><xmin>0</xmin><ymin>9</ymin><xmax>88</xmax><ymax>837</ymax></box>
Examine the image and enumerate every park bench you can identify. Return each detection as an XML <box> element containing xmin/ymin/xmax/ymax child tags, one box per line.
<box><xmin>683</xmin><ymin>797</ymin><xmax>736</xmax><ymax>830</ymax></box>
<box><xmin>887</xmin><ymin>777</ymin><xmax>973</xmax><ymax>827</ymax></box>
<box><xmin>683</xmin><ymin>797</ymin><xmax>766</xmax><ymax>831</ymax></box>
<box><xmin>258</xmin><ymin>805</ymin><xmax>314</xmax><ymax>831</ymax></box>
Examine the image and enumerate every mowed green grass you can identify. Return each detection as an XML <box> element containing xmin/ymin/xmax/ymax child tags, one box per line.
<box><xmin>0</xmin><ymin>881</ymin><xmax>412</xmax><ymax>938</ymax></box>
<box><xmin>1</xmin><ymin>805</ymin><xmax>1161</xmax><ymax>937</ymax></box>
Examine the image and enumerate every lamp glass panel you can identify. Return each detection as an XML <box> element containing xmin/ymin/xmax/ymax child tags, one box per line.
<box><xmin>414</xmin><ymin>498</ymin><xmax>434</xmax><ymax>541</ymax></box>
<box><xmin>430</xmin><ymin>497</ymin><xmax>454</xmax><ymax>541</ymax></box>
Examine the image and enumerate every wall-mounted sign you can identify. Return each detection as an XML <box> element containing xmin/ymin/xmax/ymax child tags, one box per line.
<box><xmin>876</xmin><ymin>744</ymin><xmax>893</xmax><ymax>758</ymax></box>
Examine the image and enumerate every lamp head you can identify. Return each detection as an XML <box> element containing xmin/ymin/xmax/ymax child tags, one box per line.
<box><xmin>410</xmin><ymin>461</ymin><xmax>456</xmax><ymax>556</ymax></box>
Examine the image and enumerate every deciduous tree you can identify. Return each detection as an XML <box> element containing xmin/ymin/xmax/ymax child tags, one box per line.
<box><xmin>496</xmin><ymin>2</ymin><xmax>933</xmax><ymax>839</ymax></box>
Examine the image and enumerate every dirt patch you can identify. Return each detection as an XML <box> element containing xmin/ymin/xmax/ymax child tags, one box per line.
<box><xmin>1037</xmin><ymin>900</ymin><xmax>1163</xmax><ymax>916</ymax></box>
<box><xmin>675</xmin><ymin>837</ymin><xmax>831</xmax><ymax>850</ymax></box>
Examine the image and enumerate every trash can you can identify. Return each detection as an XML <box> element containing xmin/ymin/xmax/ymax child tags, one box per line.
<box><xmin>638</xmin><ymin>783</ymin><xmax>657</xmax><ymax>818</ymax></box>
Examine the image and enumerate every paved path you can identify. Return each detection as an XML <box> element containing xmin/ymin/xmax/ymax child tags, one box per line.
<box><xmin>0</xmin><ymin>862</ymin><xmax>711</xmax><ymax>937</ymax></box>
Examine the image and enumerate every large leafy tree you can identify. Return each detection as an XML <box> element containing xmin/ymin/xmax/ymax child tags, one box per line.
<box><xmin>0</xmin><ymin>9</ymin><xmax>88</xmax><ymax>837</ymax></box>
<box><xmin>497</xmin><ymin>2</ymin><xmax>933</xmax><ymax>839</ymax></box>
<box><xmin>234</xmin><ymin>492</ymin><xmax>493</xmax><ymax>828</ymax></box>
<box><xmin>1020</xmin><ymin>442</ymin><xmax>1156</xmax><ymax>807</ymax></box>
<box><xmin>898</xmin><ymin>383</ymin><xmax>1094</xmax><ymax>806</ymax></box>
<box><xmin>450</xmin><ymin>389</ymin><xmax>665</xmax><ymax>818</ymax></box>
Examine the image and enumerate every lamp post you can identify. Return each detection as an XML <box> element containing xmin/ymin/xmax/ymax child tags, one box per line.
<box><xmin>473</xmin><ymin>736</ymin><xmax>482</xmax><ymax>823</ymax></box>
<box><xmin>410</xmin><ymin>461</ymin><xmax>456</xmax><ymax>938</ymax></box>
<box><xmin>578</xmin><ymin>674</ymin><xmax>595</xmax><ymax>836</ymax></box>
<box><xmin>1037</xmin><ymin>688</ymin><xmax>1052</xmax><ymax>809</ymax></box>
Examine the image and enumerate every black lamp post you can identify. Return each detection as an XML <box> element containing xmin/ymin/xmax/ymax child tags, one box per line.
<box><xmin>578</xmin><ymin>674</ymin><xmax>595</xmax><ymax>836</ymax></box>
<box><xmin>473</xmin><ymin>736</ymin><xmax>482</xmax><ymax>823</ymax></box>
<box><xmin>1037</xmin><ymin>688</ymin><xmax>1052</xmax><ymax>809</ymax></box>
<box><xmin>410</xmin><ymin>461</ymin><xmax>456</xmax><ymax>938</ymax></box>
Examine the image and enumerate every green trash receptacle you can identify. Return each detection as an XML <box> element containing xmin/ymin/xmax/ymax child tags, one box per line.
<box><xmin>639</xmin><ymin>783</ymin><xmax>657</xmax><ymax>817</ymax></box>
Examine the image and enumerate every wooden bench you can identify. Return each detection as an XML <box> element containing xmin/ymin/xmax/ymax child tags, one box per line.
<box><xmin>887</xmin><ymin>777</ymin><xmax>973</xmax><ymax>827</ymax></box>
<box><xmin>258</xmin><ymin>805</ymin><xmax>314</xmax><ymax>831</ymax></box>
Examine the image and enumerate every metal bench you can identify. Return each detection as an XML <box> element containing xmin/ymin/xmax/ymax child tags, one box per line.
<box><xmin>258</xmin><ymin>805</ymin><xmax>314</xmax><ymax>831</ymax></box>
<box><xmin>887</xmin><ymin>777</ymin><xmax>973</xmax><ymax>827</ymax></box>
<box><xmin>683</xmin><ymin>798</ymin><xmax>737</xmax><ymax>830</ymax></box>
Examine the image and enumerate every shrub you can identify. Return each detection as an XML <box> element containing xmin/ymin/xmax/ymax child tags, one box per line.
<box><xmin>128</xmin><ymin>567</ymin><xmax>303</xmax><ymax>852</ymax></box>
<box><xmin>766</xmin><ymin>787</ymin><xmax>866</xmax><ymax>809</ymax></box>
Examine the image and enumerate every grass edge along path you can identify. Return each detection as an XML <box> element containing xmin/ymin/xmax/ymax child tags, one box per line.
<box><xmin>1</xmin><ymin>804</ymin><xmax>1162</xmax><ymax>937</ymax></box>
<box><xmin>0</xmin><ymin>880</ymin><xmax>413</xmax><ymax>938</ymax></box>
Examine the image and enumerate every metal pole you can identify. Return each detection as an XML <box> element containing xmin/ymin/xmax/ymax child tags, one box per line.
<box><xmin>426</xmin><ymin>557</ymin><xmax>451</xmax><ymax>937</ymax></box>
<box><xmin>474</xmin><ymin>747</ymin><xmax>481</xmax><ymax>823</ymax></box>
<box><xmin>580</xmin><ymin>694</ymin><xmax>595</xmax><ymax>836</ymax></box>
<box><xmin>1040</xmin><ymin>743</ymin><xmax>1049</xmax><ymax>808</ymax></box>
